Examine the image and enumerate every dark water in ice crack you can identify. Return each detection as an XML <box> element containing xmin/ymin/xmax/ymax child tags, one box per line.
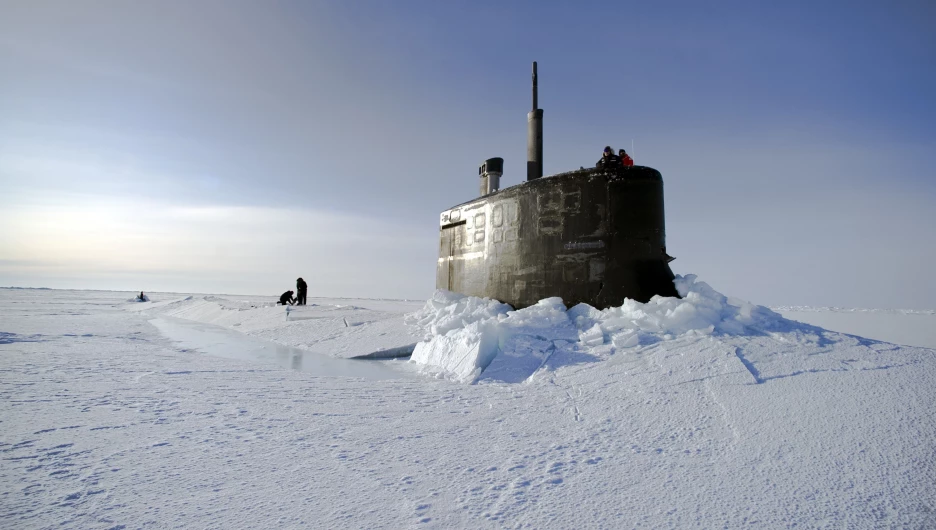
<box><xmin>149</xmin><ymin>317</ymin><xmax>410</xmax><ymax>380</ymax></box>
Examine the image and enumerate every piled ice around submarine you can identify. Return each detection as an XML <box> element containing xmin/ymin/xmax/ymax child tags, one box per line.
<box><xmin>405</xmin><ymin>274</ymin><xmax>787</xmax><ymax>383</ymax></box>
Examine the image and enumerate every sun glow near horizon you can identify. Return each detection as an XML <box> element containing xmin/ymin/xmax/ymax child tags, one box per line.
<box><xmin>0</xmin><ymin>198</ymin><xmax>435</xmax><ymax>297</ymax></box>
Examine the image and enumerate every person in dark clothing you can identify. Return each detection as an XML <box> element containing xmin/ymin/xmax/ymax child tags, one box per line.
<box><xmin>278</xmin><ymin>290</ymin><xmax>296</xmax><ymax>305</ymax></box>
<box><xmin>618</xmin><ymin>149</ymin><xmax>634</xmax><ymax>167</ymax></box>
<box><xmin>596</xmin><ymin>146</ymin><xmax>620</xmax><ymax>168</ymax></box>
<box><xmin>296</xmin><ymin>277</ymin><xmax>307</xmax><ymax>306</ymax></box>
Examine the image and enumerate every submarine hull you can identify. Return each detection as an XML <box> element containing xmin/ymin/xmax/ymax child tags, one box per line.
<box><xmin>437</xmin><ymin>166</ymin><xmax>678</xmax><ymax>309</ymax></box>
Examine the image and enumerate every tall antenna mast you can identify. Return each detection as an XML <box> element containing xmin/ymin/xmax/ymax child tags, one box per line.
<box><xmin>526</xmin><ymin>61</ymin><xmax>544</xmax><ymax>181</ymax></box>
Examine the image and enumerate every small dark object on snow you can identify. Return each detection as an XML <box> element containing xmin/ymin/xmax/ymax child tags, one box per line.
<box><xmin>278</xmin><ymin>290</ymin><xmax>296</xmax><ymax>305</ymax></box>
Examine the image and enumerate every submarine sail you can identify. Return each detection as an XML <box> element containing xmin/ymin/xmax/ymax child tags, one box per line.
<box><xmin>436</xmin><ymin>63</ymin><xmax>678</xmax><ymax>309</ymax></box>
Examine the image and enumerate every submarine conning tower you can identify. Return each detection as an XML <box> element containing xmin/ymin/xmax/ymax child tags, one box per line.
<box><xmin>436</xmin><ymin>62</ymin><xmax>678</xmax><ymax>310</ymax></box>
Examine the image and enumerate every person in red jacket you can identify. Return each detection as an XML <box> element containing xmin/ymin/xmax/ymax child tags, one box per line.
<box><xmin>619</xmin><ymin>149</ymin><xmax>634</xmax><ymax>167</ymax></box>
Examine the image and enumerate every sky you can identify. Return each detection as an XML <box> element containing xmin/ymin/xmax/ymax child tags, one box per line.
<box><xmin>1</xmin><ymin>0</ymin><xmax>934</xmax><ymax>308</ymax></box>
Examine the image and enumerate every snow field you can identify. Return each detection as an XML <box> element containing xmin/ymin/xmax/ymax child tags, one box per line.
<box><xmin>1</xmin><ymin>285</ymin><xmax>935</xmax><ymax>528</ymax></box>
<box><xmin>776</xmin><ymin>307</ymin><xmax>936</xmax><ymax>350</ymax></box>
<box><xmin>135</xmin><ymin>293</ymin><xmax>426</xmax><ymax>359</ymax></box>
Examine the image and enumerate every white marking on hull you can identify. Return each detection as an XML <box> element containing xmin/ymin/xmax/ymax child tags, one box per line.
<box><xmin>438</xmin><ymin>251</ymin><xmax>485</xmax><ymax>263</ymax></box>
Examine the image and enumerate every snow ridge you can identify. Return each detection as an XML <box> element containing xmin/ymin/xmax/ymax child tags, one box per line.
<box><xmin>408</xmin><ymin>275</ymin><xmax>801</xmax><ymax>383</ymax></box>
<box><xmin>773</xmin><ymin>305</ymin><xmax>936</xmax><ymax>315</ymax></box>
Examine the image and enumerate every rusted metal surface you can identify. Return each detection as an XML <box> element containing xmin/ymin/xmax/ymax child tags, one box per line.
<box><xmin>436</xmin><ymin>165</ymin><xmax>678</xmax><ymax>309</ymax></box>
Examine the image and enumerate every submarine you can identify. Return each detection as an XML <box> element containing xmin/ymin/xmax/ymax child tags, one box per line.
<box><xmin>436</xmin><ymin>62</ymin><xmax>679</xmax><ymax>309</ymax></box>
